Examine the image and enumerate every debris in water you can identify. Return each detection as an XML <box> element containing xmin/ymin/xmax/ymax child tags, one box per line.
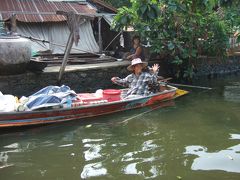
<box><xmin>227</xmin><ymin>155</ymin><xmax>233</xmax><ymax>160</ymax></box>
<box><xmin>39</xmin><ymin>169</ymin><xmax>47</xmax><ymax>176</ymax></box>
<box><xmin>59</xmin><ymin>144</ymin><xmax>73</xmax><ymax>148</ymax></box>
<box><xmin>0</xmin><ymin>164</ymin><xmax>14</xmax><ymax>169</ymax></box>
<box><xmin>177</xmin><ymin>176</ymin><xmax>182</xmax><ymax>179</ymax></box>
<box><xmin>86</xmin><ymin>124</ymin><xmax>92</xmax><ymax>128</ymax></box>
<box><xmin>4</xmin><ymin>143</ymin><xmax>19</xmax><ymax>149</ymax></box>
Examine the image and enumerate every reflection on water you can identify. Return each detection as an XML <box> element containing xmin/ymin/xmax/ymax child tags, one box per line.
<box><xmin>1</xmin><ymin>76</ymin><xmax>240</xmax><ymax>179</ymax></box>
<box><xmin>81</xmin><ymin>140</ymin><xmax>113</xmax><ymax>178</ymax></box>
<box><xmin>230</xmin><ymin>134</ymin><xmax>240</xmax><ymax>140</ymax></box>
<box><xmin>121</xmin><ymin>139</ymin><xmax>160</xmax><ymax>178</ymax></box>
<box><xmin>224</xmin><ymin>82</ymin><xmax>240</xmax><ymax>102</ymax></box>
<box><xmin>184</xmin><ymin>140</ymin><xmax>240</xmax><ymax>173</ymax></box>
<box><xmin>81</xmin><ymin>162</ymin><xmax>107</xmax><ymax>179</ymax></box>
<box><xmin>83</xmin><ymin>139</ymin><xmax>105</xmax><ymax>161</ymax></box>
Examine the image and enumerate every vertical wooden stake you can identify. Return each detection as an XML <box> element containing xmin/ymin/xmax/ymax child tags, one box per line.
<box><xmin>11</xmin><ymin>14</ymin><xmax>17</xmax><ymax>33</ymax></box>
<box><xmin>58</xmin><ymin>32</ymin><xmax>74</xmax><ymax>82</ymax></box>
<box><xmin>98</xmin><ymin>16</ymin><xmax>103</xmax><ymax>53</ymax></box>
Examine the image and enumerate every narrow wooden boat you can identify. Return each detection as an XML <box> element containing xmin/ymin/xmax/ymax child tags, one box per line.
<box><xmin>0</xmin><ymin>85</ymin><xmax>187</xmax><ymax>128</ymax></box>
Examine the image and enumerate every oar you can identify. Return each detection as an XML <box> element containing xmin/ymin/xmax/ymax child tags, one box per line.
<box><xmin>157</xmin><ymin>77</ymin><xmax>212</xmax><ymax>90</ymax></box>
<box><xmin>158</xmin><ymin>77</ymin><xmax>173</xmax><ymax>82</ymax></box>
<box><xmin>167</xmin><ymin>83</ymin><xmax>212</xmax><ymax>90</ymax></box>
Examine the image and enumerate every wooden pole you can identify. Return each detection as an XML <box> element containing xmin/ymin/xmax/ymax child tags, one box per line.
<box><xmin>11</xmin><ymin>14</ymin><xmax>17</xmax><ymax>34</ymax></box>
<box><xmin>168</xmin><ymin>83</ymin><xmax>212</xmax><ymax>90</ymax></box>
<box><xmin>157</xmin><ymin>77</ymin><xmax>212</xmax><ymax>90</ymax></box>
<box><xmin>98</xmin><ymin>16</ymin><xmax>103</xmax><ymax>53</ymax></box>
<box><xmin>58</xmin><ymin>32</ymin><xmax>74</xmax><ymax>82</ymax></box>
<box><xmin>56</xmin><ymin>10</ymin><xmax>94</xmax><ymax>81</ymax></box>
<box><xmin>104</xmin><ymin>31</ymin><xmax>122</xmax><ymax>51</ymax></box>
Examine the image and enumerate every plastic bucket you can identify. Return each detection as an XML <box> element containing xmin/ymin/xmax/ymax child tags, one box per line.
<box><xmin>103</xmin><ymin>89</ymin><xmax>121</xmax><ymax>102</ymax></box>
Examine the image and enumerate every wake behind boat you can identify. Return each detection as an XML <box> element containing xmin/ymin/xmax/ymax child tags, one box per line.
<box><xmin>0</xmin><ymin>85</ymin><xmax>188</xmax><ymax>128</ymax></box>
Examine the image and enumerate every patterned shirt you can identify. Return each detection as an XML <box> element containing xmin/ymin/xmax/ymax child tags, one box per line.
<box><xmin>113</xmin><ymin>72</ymin><xmax>158</xmax><ymax>96</ymax></box>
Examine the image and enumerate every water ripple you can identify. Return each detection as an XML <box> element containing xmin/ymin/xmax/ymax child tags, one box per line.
<box><xmin>83</xmin><ymin>143</ymin><xmax>106</xmax><ymax>161</ymax></box>
<box><xmin>81</xmin><ymin>162</ymin><xmax>107</xmax><ymax>179</ymax></box>
<box><xmin>184</xmin><ymin>144</ymin><xmax>240</xmax><ymax>173</ymax></box>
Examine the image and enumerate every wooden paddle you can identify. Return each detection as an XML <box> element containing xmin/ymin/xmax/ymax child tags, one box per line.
<box><xmin>167</xmin><ymin>83</ymin><xmax>212</xmax><ymax>90</ymax></box>
<box><xmin>157</xmin><ymin>77</ymin><xmax>173</xmax><ymax>82</ymax></box>
<box><xmin>157</xmin><ymin>77</ymin><xmax>212</xmax><ymax>90</ymax></box>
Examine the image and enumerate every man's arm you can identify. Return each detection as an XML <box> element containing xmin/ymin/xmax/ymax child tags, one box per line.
<box><xmin>111</xmin><ymin>75</ymin><xmax>132</xmax><ymax>87</ymax></box>
<box><xmin>127</xmin><ymin>47</ymin><xmax>143</xmax><ymax>60</ymax></box>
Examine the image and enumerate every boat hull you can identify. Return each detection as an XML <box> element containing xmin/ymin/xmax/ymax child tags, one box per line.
<box><xmin>0</xmin><ymin>87</ymin><xmax>178</xmax><ymax>128</ymax></box>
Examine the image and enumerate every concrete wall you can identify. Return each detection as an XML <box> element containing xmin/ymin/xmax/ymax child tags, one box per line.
<box><xmin>0</xmin><ymin>61</ymin><xmax>130</xmax><ymax>96</ymax></box>
<box><xmin>194</xmin><ymin>57</ymin><xmax>240</xmax><ymax>78</ymax></box>
<box><xmin>155</xmin><ymin>56</ymin><xmax>240</xmax><ymax>79</ymax></box>
<box><xmin>1</xmin><ymin>57</ymin><xmax>240</xmax><ymax>96</ymax></box>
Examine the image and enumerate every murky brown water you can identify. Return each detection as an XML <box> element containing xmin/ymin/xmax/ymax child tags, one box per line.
<box><xmin>0</xmin><ymin>75</ymin><xmax>240</xmax><ymax>179</ymax></box>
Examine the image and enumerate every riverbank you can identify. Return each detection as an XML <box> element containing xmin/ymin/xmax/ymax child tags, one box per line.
<box><xmin>1</xmin><ymin>57</ymin><xmax>240</xmax><ymax>96</ymax></box>
<box><xmin>0</xmin><ymin>61</ymin><xmax>131</xmax><ymax>96</ymax></box>
<box><xmin>194</xmin><ymin>56</ymin><xmax>240</xmax><ymax>78</ymax></box>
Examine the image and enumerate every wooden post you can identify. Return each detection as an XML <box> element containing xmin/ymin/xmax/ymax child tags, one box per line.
<box><xmin>58</xmin><ymin>32</ymin><xmax>74</xmax><ymax>82</ymax></box>
<box><xmin>11</xmin><ymin>14</ymin><xmax>17</xmax><ymax>34</ymax></box>
<box><xmin>56</xmin><ymin>10</ymin><xmax>94</xmax><ymax>81</ymax></box>
<box><xmin>98</xmin><ymin>16</ymin><xmax>103</xmax><ymax>53</ymax></box>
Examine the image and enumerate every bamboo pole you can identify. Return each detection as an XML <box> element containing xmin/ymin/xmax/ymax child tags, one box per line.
<box><xmin>98</xmin><ymin>16</ymin><xmax>103</xmax><ymax>53</ymax></box>
<box><xmin>168</xmin><ymin>83</ymin><xmax>212</xmax><ymax>90</ymax></box>
<box><xmin>10</xmin><ymin>14</ymin><xmax>17</xmax><ymax>33</ymax></box>
<box><xmin>58</xmin><ymin>32</ymin><xmax>74</xmax><ymax>82</ymax></box>
<box><xmin>157</xmin><ymin>77</ymin><xmax>212</xmax><ymax>90</ymax></box>
<box><xmin>104</xmin><ymin>31</ymin><xmax>122</xmax><ymax>51</ymax></box>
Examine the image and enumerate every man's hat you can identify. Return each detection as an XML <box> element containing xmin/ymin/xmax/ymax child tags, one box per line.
<box><xmin>127</xmin><ymin>58</ymin><xmax>148</xmax><ymax>71</ymax></box>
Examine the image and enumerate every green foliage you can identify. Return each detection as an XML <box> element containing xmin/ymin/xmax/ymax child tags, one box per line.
<box><xmin>113</xmin><ymin>7</ymin><xmax>136</xmax><ymax>31</ymax></box>
<box><xmin>113</xmin><ymin>0</ymin><xmax>240</xmax><ymax>79</ymax></box>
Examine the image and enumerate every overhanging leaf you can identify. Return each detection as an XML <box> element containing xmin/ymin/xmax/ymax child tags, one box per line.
<box><xmin>168</xmin><ymin>42</ymin><xmax>175</xmax><ymax>50</ymax></box>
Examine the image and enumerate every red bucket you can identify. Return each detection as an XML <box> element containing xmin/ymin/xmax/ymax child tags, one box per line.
<box><xmin>103</xmin><ymin>89</ymin><xmax>121</xmax><ymax>102</ymax></box>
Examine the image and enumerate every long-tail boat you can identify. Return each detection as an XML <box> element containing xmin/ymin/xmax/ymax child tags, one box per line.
<box><xmin>0</xmin><ymin>85</ymin><xmax>188</xmax><ymax>128</ymax></box>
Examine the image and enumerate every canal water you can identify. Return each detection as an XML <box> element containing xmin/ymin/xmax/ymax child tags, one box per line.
<box><xmin>0</xmin><ymin>75</ymin><xmax>240</xmax><ymax>180</ymax></box>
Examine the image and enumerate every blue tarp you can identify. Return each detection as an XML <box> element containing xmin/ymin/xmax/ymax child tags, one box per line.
<box><xmin>24</xmin><ymin>85</ymin><xmax>77</xmax><ymax>111</ymax></box>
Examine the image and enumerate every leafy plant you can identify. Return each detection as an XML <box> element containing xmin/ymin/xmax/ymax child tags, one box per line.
<box><xmin>113</xmin><ymin>0</ymin><xmax>240</xmax><ymax>79</ymax></box>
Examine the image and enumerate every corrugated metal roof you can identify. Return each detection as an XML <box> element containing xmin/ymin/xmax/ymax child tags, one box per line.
<box><xmin>0</xmin><ymin>0</ymin><xmax>97</xmax><ymax>22</ymax></box>
<box><xmin>90</xmin><ymin>0</ymin><xmax>117</xmax><ymax>13</ymax></box>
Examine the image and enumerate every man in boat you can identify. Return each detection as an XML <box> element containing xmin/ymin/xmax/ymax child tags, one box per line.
<box><xmin>111</xmin><ymin>58</ymin><xmax>159</xmax><ymax>98</ymax></box>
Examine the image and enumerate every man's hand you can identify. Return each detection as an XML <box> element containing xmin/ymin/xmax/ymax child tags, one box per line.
<box><xmin>127</xmin><ymin>54</ymin><xmax>134</xmax><ymax>60</ymax></box>
<box><xmin>151</xmin><ymin>64</ymin><xmax>160</xmax><ymax>74</ymax></box>
<box><xmin>111</xmin><ymin>77</ymin><xmax>117</xmax><ymax>82</ymax></box>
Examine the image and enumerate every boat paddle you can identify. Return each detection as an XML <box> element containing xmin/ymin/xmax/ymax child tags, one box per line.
<box><xmin>166</xmin><ymin>83</ymin><xmax>212</xmax><ymax>90</ymax></box>
<box><xmin>158</xmin><ymin>77</ymin><xmax>212</xmax><ymax>90</ymax></box>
